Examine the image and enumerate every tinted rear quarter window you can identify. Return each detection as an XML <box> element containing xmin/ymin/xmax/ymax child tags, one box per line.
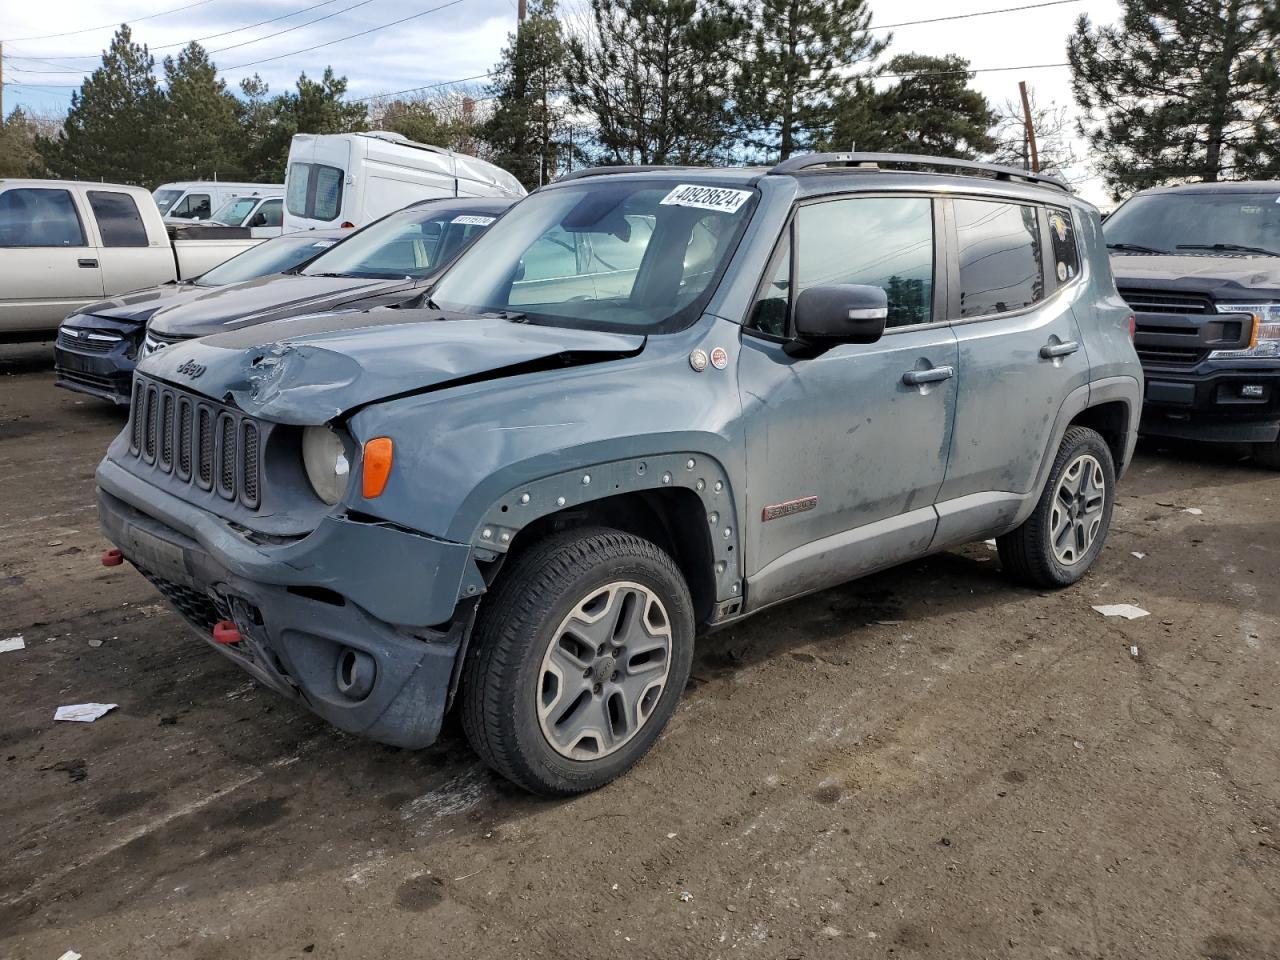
<box><xmin>88</xmin><ymin>191</ymin><xmax>149</xmax><ymax>247</ymax></box>
<box><xmin>954</xmin><ymin>198</ymin><xmax>1043</xmax><ymax>318</ymax></box>
<box><xmin>1046</xmin><ymin>208</ymin><xmax>1081</xmax><ymax>287</ymax></box>
<box><xmin>0</xmin><ymin>188</ymin><xmax>85</xmax><ymax>247</ymax></box>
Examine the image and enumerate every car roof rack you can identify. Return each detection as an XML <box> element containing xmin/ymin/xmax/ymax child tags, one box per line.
<box><xmin>554</xmin><ymin>164</ymin><xmax>711</xmax><ymax>183</ymax></box>
<box><xmin>768</xmin><ymin>152</ymin><xmax>1069</xmax><ymax>191</ymax></box>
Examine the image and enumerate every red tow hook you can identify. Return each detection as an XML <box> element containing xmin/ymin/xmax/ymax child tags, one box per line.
<box><xmin>212</xmin><ymin>620</ymin><xmax>242</xmax><ymax>645</ymax></box>
<box><xmin>101</xmin><ymin>548</ymin><xmax>124</xmax><ymax>567</ymax></box>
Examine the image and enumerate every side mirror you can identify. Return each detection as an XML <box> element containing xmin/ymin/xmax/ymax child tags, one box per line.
<box><xmin>791</xmin><ymin>284</ymin><xmax>888</xmax><ymax>351</ymax></box>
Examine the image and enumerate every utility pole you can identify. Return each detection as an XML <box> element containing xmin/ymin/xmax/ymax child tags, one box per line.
<box><xmin>518</xmin><ymin>0</ymin><xmax>526</xmax><ymax>22</ymax></box>
<box><xmin>1</xmin><ymin>42</ymin><xmax>6</xmax><ymax>121</ymax></box>
<box><xmin>1018</xmin><ymin>81</ymin><xmax>1040</xmax><ymax>173</ymax></box>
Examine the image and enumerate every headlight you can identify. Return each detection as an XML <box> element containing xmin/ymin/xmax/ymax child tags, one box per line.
<box><xmin>1209</xmin><ymin>302</ymin><xmax>1280</xmax><ymax>359</ymax></box>
<box><xmin>302</xmin><ymin>426</ymin><xmax>350</xmax><ymax>505</ymax></box>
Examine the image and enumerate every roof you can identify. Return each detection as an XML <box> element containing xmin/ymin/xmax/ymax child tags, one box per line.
<box><xmin>0</xmin><ymin>178</ymin><xmax>151</xmax><ymax>193</ymax></box>
<box><xmin>1134</xmin><ymin>180</ymin><xmax>1280</xmax><ymax>196</ymax></box>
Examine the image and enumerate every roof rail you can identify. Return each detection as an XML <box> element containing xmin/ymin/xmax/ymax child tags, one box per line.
<box><xmin>768</xmin><ymin>152</ymin><xmax>1069</xmax><ymax>191</ymax></box>
<box><xmin>554</xmin><ymin>164</ymin><xmax>710</xmax><ymax>183</ymax></box>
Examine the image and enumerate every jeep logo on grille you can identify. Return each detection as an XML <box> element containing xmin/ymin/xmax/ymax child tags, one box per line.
<box><xmin>176</xmin><ymin>359</ymin><xmax>206</xmax><ymax>379</ymax></box>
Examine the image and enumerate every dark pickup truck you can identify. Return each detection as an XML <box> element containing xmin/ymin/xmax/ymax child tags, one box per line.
<box><xmin>1104</xmin><ymin>181</ymin><xmax>1280</xmax><ymax>467</ymax></box>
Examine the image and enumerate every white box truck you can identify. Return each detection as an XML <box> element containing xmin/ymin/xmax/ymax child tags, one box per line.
<box><xmin>282</xmin><ymin>132</ymin><xmax>525</xmax><ymax>233</ymax></box>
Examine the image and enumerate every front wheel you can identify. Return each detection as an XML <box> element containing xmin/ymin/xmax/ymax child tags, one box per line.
<box><xmin>459</xmin><ymin>527</ymin><xmax>694</xmax><ymax>796</ymax></box>
<box><xmin>998</xmin><ymin>426</ymin><xmax>1117</xmax><ymax>588</ymax></box>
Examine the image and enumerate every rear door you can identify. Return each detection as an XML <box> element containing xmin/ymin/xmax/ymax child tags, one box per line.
<box><xmin>0</xmin><ymin>185</ymin><xmax>104</xmax><ymax>336</ymax></box>
<box><xmin>87</xmin><ymin>190</ymin><xmax>173</xmax><ymax>296</ymax></box>
<box><xmin>284</xmin><ymin>136</ymin><xmax>352</xmax><ymax>230</ymax></box>
<box><xmin>933</xmin><ymin>197</ymin><xmax>1092</xmax><ymax>542</ymax></box>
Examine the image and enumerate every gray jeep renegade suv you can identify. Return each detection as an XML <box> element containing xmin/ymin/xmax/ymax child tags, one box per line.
<box><xmin>96</xmin><ymin>154</ymin><xmax>1142</xmax><ymax>795</ymax></box>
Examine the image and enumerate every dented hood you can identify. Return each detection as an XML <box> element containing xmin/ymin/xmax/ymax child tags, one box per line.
<box><xmin>148</xmin><ymin>273</ymin><xmax>415</xmax><ymax>338</ymax></box>
<box><xmin>136</xmin><ymin>309</ymin><xmax>646</xmax><ymax>423</ymax></box>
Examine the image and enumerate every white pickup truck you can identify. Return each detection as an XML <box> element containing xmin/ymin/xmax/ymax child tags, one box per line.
<box><xmin>0</xmin><ymin>179</ymin><xmax>264</xmax><ymax>341</ymax></box>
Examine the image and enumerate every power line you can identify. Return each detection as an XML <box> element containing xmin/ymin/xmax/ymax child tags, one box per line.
<box><xmin>352</xmin><ymin>71</ymin><xmax>494</xmax><ymax>103</ymax></box>
<box><xmin>207</xmin><ymin>0</ymin><xmax>380</xmax><ymax>57</ymax></box>
<box><xmin>223</xmin><ymin>0</ymin><xmax>468</xmax><ymax>70</ymax></box>
<box><xmin>1</xmin><ymin>0</ymin><xmax>218</xmax><ymax>43</ymax></box>
<box><xmin>879</xmin><ymin>61</ymin><xmax>1071</xmax><ymax>80</ymax></box>
<box><xmin>872</xmin><ymin>0</ymin><xmax>1083</xmax><ymax>31</ymax></box>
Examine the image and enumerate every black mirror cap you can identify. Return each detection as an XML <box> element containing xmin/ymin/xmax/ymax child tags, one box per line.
<box><xmin>792</xmin><ymin>283</ymin><xmax>889</xmax><ymax>346</ymax></box>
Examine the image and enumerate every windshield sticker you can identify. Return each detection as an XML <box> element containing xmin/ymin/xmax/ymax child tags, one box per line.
<box><xmin>311</xmin><ymin>240</ymin><xmax>337</xmax><ymax>248</ymax></box>
<box><xmin>660</xmin><ymin>184</ymin><xmax>753</xmax><ymax>214</ymax></box>
<box><xmin>453</xmin><ymin>215</ymin><xmax>497</xmax><ymax>226</ymax></box>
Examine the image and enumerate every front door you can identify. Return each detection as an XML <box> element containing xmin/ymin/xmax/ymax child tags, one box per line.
<box><xmin>0</xmin><ymin>186</ymin><xmax>104</xmax><ymax>336</ymax></box>
<box><xmin>738</xmin><ymin>194</ymin><xmax>958</xmax><ymax>610</ymax></box>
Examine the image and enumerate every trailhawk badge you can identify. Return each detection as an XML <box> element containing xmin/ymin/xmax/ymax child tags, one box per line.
<box><xmin>762</xmin><ymin>496</ymin><xmax>818</xmax><ymax>521</ymax></box>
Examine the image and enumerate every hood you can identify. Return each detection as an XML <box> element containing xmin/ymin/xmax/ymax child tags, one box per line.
<box><xmin>136</xmin><ymin>310</ymin><xmax>646</xmax><ymax>424</ymax></box>
<box><xmin>73</xmin><ymin>282</ymin><xmax>212</xmax><ymax>325</ymax></box>
<box><xmin>1109</xmin><ymin>253</ymin><xmax>1280</xmax><ymax>300</ymax></box>
<box><xmin>148</xmin><ymin>273</ymin><xmax>415</xmax><ymax>338</ymax></box>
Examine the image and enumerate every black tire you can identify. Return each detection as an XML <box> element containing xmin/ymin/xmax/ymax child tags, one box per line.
<box><xmin>1253</xmin><ymin>439</ymin><xmax>1280</xmax><ymax>470</ymax></box>
<box><xmin>998</xmin><ymin>426</ymin><xmax>1117</xmax><ymax>589</ymax></box>
<box><xmin>459</xmin><ymin>527</ymin><xmax>695</xmax><ymax>796</ymax></box>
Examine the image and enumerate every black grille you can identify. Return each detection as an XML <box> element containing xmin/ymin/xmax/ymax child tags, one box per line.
<box><xmin>126</xmin><ymin>375</ymin><xmax>263</xmax><ymax>510</ymax></box>
<box><xmin>58</xmin><ymin>369</ymin><xmax>119</xmax><ymax>390</ymax></box>
<box><xmin>136</xmin><ymin>566</ymin><xmax>224</xmax><ymax>632</ymax></box>
<box><xmin>57</xmin><ymin>329</ymin><xmax>120</xmax><ymax>353</ymax></box>
<box><xmin>1118</xmin><ymin>288</ymin><xmax>1213</xmax><ymax>315</ymax></box>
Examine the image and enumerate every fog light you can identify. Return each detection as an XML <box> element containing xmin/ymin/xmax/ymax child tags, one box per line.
<box><xmin>1240</xmin><ymin>384</ymin><xmax>1265</xmax><ymax>399</ymax></box>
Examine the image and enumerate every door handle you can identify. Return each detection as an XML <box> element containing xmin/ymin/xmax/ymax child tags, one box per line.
<box><xmin>1040</xmin><ymin>340</ymin><xmax>1079</xmax><ymax>359</ymax></box>
<box><xmin>902</xmin><ymin>365</ymin><xmax>955</xmax><ymax>386</ymax></box>
<box><xmin>77</xmin><ymin>258</ymin><xmax>98</xmax><ymax>268</ymax></box>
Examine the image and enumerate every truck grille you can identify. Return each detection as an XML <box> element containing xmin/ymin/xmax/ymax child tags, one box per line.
<box><xmin>1117</xmin><ymin>289</ymin><xmax>1213</xmax><ymax>316</ymax></box>
<box><xmin>127</xmin><ymin>376</ymin><xmax>263</xmax><ymax>510</ymax></box>
<box><xmin>1119</xmin><ymin>287</ymin><xmax>1213</xmax><ymax>367</ymax></box>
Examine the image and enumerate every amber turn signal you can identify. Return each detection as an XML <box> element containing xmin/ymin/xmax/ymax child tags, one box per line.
<box><xmin>362</xmin><ymin>437</ymin><xmax>394</xmax><ymax>498</ymax></box>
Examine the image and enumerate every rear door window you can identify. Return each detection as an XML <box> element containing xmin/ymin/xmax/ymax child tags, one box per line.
<box><xmin>0</xmin><ymin>187</ymin><xmax>86</xmax><ymax>247</ymax></box>
<box><xmin>287</xmin><ymin>163</ymin><xmax>345</xmax><ymax>221</ymax></box>
<box><xmin>170</xmin><ymin>193</ymin><xmax>212</xmax><ymax>219</ymax></box>
<box><xmin>953</xmin><ymin>198</ymin><xmax>1044</xmax><ymax>318</ymax></box>
<box><xmin>256</xmin><ymin>198</ymin><xmax>283</xmax><ymax>227</ymax></box>
<box><xmin>88</xmin><ymin>191</ymin><xmax>149</xmax><ymax>247</ymax></box>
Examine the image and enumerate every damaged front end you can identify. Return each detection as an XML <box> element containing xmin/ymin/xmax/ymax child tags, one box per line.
<box><xmin>96</xmin><ymin>308</ymin><xmax>644</xmax><ymax>747</ymax></box>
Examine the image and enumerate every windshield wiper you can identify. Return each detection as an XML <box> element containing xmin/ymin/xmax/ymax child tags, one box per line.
<box><xmin>307</xmin><ymin>272</ymin><xmax>352</xmax><ymax>278</ymax></box>
<box><xmin>1176</xmin><ymin>242</ymin><xmax>1280</xmax><ymax>257</ymax></box>
<box><xmin>1107</xmin><ymin>242</ymin><xmax>1168</xmax><ymax>254</ymax></box>
<box><xmin>489</xmin><ymin>310</ymin><xmax>528</xmax><ymax>323</ymax></box>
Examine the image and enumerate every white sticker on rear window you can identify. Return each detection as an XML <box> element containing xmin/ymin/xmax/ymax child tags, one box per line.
<box><xmin>659</xmin><ymin>184</ymin><xmax>753</xmax><ymax>214</ymax></box>
<box><xmin>311</xmin><ymin>240</ymin><xmax>337</xmax><ymax>248</ymax></box>
<box><xmin>453</xmin><ymin>215</ymin><xmax>497</xmax><ymax>227</ymax></box>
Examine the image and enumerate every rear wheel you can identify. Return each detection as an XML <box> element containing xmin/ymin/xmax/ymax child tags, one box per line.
<box><xmin>460</xmin><ymin>527</ymin><xmax>694</xmax><ymax>796</ymax></box>
<box><xmin>1253</xmin><ymin>439</ymin><xmax>1280</xmax><ymax>470</ymax></box>
<box><xmin>998</xmin><ymin>426</ymin><xmax>1116</xmax><ymax>588</ymax></box>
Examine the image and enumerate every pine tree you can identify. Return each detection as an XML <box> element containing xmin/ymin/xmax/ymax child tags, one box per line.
<box><xmin>0</xmin><ymin>109</ymin><xmax>42</xmax><ymax>177</ymax></box>
<box><xmin>828</xmin><ymin>54</ymin><xmax>995</xmax><ymax>158</ymax></box>
<box><xmin>161</xmin><ymin>42</ymin><xmax>243</xmax><ymax>182</ymax></box>
<box><xmin>567</xmin><ymin>0</ymin><xmax>747</xmax><ymax>165</ymax></box>
<box><xmin>1069</xmin><ymin>0</ymin><xmax>1280</xmax><ymax>195</ymax></box>
<box><xmin>243</xmin><ymin>68</ymin><xmax>368</xmax><ymax>182</ymax></box>
<box><xmin>482</xmin><ymin>0</ymin><xmax>568</xmax><ymax>190</ymax></box>
<box><xmin>37</xmin><ymin>24</ymin><xmax>167</xmax><ymax>185</ymax></box>
<box><xmin>736</xmin><ymin>0</ymin><xmax>888</xmax><ymax>160</ymax></box>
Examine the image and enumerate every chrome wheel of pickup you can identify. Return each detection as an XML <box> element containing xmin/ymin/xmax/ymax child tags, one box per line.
<box><xmin>1050</xmin><ymin>453</ymin><xmax>1107</xmax><ymax>566</ymax></box>
<box><xmin>537</xmin><ymin>581</ymin><xmax>672</xmax><ymax>760</ymax></box>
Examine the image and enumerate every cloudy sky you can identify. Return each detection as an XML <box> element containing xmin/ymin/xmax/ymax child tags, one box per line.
<box><xmin>2</xmin><ymin>0</ymin><xmax>1122</xmax><ymax>202</ymax></box>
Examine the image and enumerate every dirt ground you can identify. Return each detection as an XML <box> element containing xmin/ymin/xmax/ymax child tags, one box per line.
<box><xmin>1</xmin><ymin>341</ymin><xmax>1278</xmax><ymax>960</ymax></box>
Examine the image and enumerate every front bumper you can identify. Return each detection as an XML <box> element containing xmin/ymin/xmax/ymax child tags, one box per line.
<box><xmin>53</xmin><ymin>318</ymin><xmax>142</xmax><ymax>405</ymax></box>
<box><xmin>96</xmin><ymin>458</ymin><xmax>486</xmax><ymax>749</ymax></box>
<box><xmin>1140</xmin><ymin>363</ymin><xmax>1280</xmax><ymax>443</ymax></box>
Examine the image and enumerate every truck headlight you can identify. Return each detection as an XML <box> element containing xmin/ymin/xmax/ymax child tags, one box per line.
<box><xmin>302</xmin><ymin>426</ymin><xmax>350</xmax><ymax>505</ymax></box>
<box><xmin>1209</xmin><ymin>302</ymin><xmax>1280</xmax><ymax>359</ymax></box>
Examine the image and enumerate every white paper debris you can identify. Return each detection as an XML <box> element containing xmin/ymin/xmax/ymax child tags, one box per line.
<box><xmin>1183</xmin><ymin>507</ymin><xmax>1203</xmax><ymax>516</ymax></box>
<box><xmin>1092</xmin><ymin>604</ymin><xmax>1150</xmax><ymax>620</ymax></box>
<box><xmin>1130</xmin><ymin>552</ymin><xmax>1146</xmax><ymax>559</ymax></box>
<box><xmin>679</xmin><ymin>890</ymin><xmax>693</xmax><ymax>902</ymax></box>
<box><xmin>0</xmin><ymin>636</ymin><xmax>25</xmax><ymax>653</ymax></box>
<box><xmin>1130</xmin><ymin>645</ymin><xmax>1140</xmax><ymax>658</ymax></box>
<box><xmin>875</xmin><ymin>619</ymin><xmax>903</xmax><ymax>626</ymax></box>
<box><xmin>54</xmin><ymin>703</ymin><xmax>118</xmax><ymax>723</ymax></box>
<box><xmin>57</xmin><ymin>951</ymin><xmax>81</xmax><ymax>960</ymax></box>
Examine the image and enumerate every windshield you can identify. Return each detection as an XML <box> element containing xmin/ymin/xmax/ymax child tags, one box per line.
<box><xmin>196</xmin><ymin>235</ymin><xmax>339</xmax><ymax>286</ymax></box>
<box><xmin>301</xmin><ymin>205</ymin><xmax>501</xmax><ymax>280</ymax></box>
<box><xmin>430</xmin><ymin>181</ymin><xmax>758</xmax><ymax>332</ymax></box>
<box><xmin>1105</xmin><ymin>191</ymin><xmax>1280</xmax><ymax>256</ymax></box>
<box><xmin>209</xmin><ymin>197</ymin><xmax>258</xmax><ymax>226</ymax></box>
<box><xmin>153</xmin><ymin>189</ymin><xmax>183</xmax><ymax>215</ymax></box>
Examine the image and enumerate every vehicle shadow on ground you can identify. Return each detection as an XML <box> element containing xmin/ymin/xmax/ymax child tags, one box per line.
<box><xmin>0</xmin><ymin>546</ymin><xmax>1031</xmax><ymax>941</ymax></box>
<box><xmin>1130</xmin><ymin>437</ymin><xmax>1275</xmax><ymax>495</ymax></box>
<box><xmin>0</xmin><ymin>342</ymin><xmax>55</xmax><ymax>376</ymax></box>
